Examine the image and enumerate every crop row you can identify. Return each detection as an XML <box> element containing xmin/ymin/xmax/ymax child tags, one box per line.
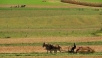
<box><xmin>61</xmin><ymin>0</ymin><xmax>102</xmax><ymax>7</ymax></box>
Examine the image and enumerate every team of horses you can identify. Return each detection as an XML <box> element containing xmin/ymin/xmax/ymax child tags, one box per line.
<box><xmin>10</xmin><ymin>5</ymin><xmax>26</xmax><ymax>8</ymax></box>
<box><xmin>43</xmin><ymin>42</ymin><xmax>95</xmax><ymax>54</ymax></box>
<box><xmin>43</xmin><ymin>42</ymin><xmax>61</xmax><ymax>53</ymax></box>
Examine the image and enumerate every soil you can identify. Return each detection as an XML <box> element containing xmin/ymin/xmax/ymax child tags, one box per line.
<box><xmin>0</xmin><ymin>45</ymin><xmax>101</xmax><ymax>53</ymax></box>
<box><xmin>0</xmin><ymin>37</ymin><xmax>101</xmax><ymax>44</ymax></box>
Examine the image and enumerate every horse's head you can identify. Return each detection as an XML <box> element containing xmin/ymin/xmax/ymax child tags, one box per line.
<box><xmin>42</xmin><ymin>42</ymin><xmax>46</xmax><ymax>47</ymax></box>
<box><xmin>43</xmin><ymin>42</ymin><xmax>49</xmax><ymax>47</ymax></box>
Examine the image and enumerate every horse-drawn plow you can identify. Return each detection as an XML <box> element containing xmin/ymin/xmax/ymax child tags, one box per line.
<box><xmin>42</xmin><ymin>42</ymin><xmax>95</xmax><ymax>54</ymax></box>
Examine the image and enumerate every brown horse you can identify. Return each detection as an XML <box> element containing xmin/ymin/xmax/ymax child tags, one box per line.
<box><xmin>42</xmin><ymin>42</ymin><xmax>61</xmax><ymax>53</ymax></box>
<box><xmin>76</xmin><ymin>46</ymin><xmax>95</xmax><ymax>54</ymax></box>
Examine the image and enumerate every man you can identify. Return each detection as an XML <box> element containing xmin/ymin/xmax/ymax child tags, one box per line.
<box><xmin>70</xmin><ymin>43</ymin><xmax>76</xmax><ymax>53</ymax></box>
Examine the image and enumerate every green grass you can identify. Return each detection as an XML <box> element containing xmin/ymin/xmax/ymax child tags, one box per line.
<box><xmin>0</xmin><ymin>0</ymin><xmax>102</xmax><ymax>4</ymax></box>
<box><xmin>93</xmin><ymin>28</ymin><xmax>102</xmax><ymax>36</ymax></box>
<box><xmin>0</xmin><ymin>41</ymin><xmax>102</xmax><ymax>46</ymax></box>
<box><xmin>0</xmin><ymin>28</ymin><xmax>98</xmax><ymax>38</ymax></box>
<box><xmin>0</xmin><ymin>0</ymin><xmax>62</xmax><ymax>5</ymax></box>
<box><xmin>0</xmin><ymin>8</ymin><xmax>102</xmax><ymax>38</ymax></box>
<box><xmin>0</xmin><ymin>52</ymin><xmax>102</xmax><ymax>56</ymax></box>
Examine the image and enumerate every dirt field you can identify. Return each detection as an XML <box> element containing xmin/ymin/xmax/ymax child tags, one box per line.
<box><xmin>0</xmin><ymin>37</ymin><xmax>101</xmax><ymax>53</ymax></box>
<box><xmin>0</xmin><ymin>45</ymin><xmax>101</xmax><ymax>53</ymax></box>
<box><xmin>0</xmin><ymin>37</ymin><xmax>101</xmax><ymax>44</ymax></box>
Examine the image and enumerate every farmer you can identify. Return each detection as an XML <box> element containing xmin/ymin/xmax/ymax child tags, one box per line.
<box><xmin>70</xmin><ymin>43</ymin><xmax>76</xmax><ymax>53</ymax></box>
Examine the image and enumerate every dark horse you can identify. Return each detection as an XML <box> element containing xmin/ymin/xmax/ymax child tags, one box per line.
<box><xmin>21</xmin><ymin>5</ymin><xmax>26</xmax><ymax>8</ymax></box>
<box><xmin>42</xmin><ymin>42</ymin><xmax>61</xmax><ymax>53</ymax></box>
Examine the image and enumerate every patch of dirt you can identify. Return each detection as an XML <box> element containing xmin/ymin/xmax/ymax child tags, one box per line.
<box><xmin>0</xmin><ymin>37</ymin><xmax>101</xmax><ymax>44</ymax></box>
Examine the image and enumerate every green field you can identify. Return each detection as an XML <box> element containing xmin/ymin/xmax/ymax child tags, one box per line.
<box><xmin>0</xmin><ymin>8</ymin><xmax>102</xmax><ymax>38</ymax></box>
<box><xmin>0</xmin><ymin>0</ymin><xmax>102</xmax><ymax>4</ymax></box>
<box><xmin>0</xmin><ymin>41</ymin><xmax>102</xmax><ymax>46</ymax></box>
<box><xmin>0</xmin><ymin>0</ymin><xmax>102</xmax><ymax>5</ymax></box>
<box><xmin>0</xmin><ymin>52</ymin><xmax>102</xmax><ymax>56</ymax></box>
<box><xmin>0</xmin><ymin>0</ymin><xmax>61</xmax><ymax>5</ymax></box>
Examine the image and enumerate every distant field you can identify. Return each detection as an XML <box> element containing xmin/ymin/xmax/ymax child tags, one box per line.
<box><xmin>0</xmin><ymin>0</ymin><xmax>102</xmax><ymax>4</ymax></box>
<box><xmin>0</xmin><ymin>0</ymin><xmax>61</xmax><ymax>5</ymax></box>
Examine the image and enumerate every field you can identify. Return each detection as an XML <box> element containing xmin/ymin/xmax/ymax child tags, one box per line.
<box><xmin>0</xmin><ymin>0</ymin><xmax>102</xmax><ymax>58</ymax></box>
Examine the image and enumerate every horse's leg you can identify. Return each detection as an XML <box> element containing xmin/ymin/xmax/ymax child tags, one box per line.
<box><xmin>54</xmin><ymin>49</ymin><xmax>57</xmax><ymax>53</ymax></box>
<box><xmin>50</xmin><ymin>50</ymin><xmax>52</xmax><ymax>54</ymax></box>
<box><xmin>47</xmin><ymin>50</ymin><xmax>48</xmax><ymax>54</ymax></box>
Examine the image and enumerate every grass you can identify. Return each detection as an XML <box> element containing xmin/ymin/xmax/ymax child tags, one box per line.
<box><xmin>0</xmin><ymin>29</ymin><xmax>98</xmax><ymax>38</ymax></box>
<box><xmin>0</xmin><ymin>41</ymin><xmax>102</xmax><ymax>46</ymax></box>
<box><xmin>0</xmin><ymin>8</ymin><xmax>102</xmax><ymax>38</ymax></box>
<box><xmin>0</xmin><ymin>0</ymin><xmax>102</xmax><ymax>5</ymax></box>
<box><xmin>0</xmin><ymin>52</ymin><xmax>102</xmax><ymax>56</ymax></box>
<box><xmin>0</xmin><ymin>0</ymin><xmax>62</xmax><ymax>5</ymax></box>
<box><xmin>0</xmin><ymin>0</ymin><xmax>102</xmax><ymax>57</ymax></box>
<box><xmin>93</xmin><ymin>28</ymin><xmax>102</xmax><ymax>36</ymax></box>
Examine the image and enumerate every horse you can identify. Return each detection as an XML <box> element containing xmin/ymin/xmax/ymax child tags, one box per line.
<box><xmin>42</xmin><ymin>42</ymin><xmax>61</xmax><ymax>53</ymax></box>
<box><xmin>76</xmin><ymin>46</ymin><xmax>95</xmax><ymax>54</ymax></box>
<box><xmin>52</xmin><ymin>44</ymin><xmax>62</xmax><ymax>53</ymax></box>
<box><xmin>21</xmin><ymin>5</ymin><xmax>26</xmax><ymax>8</ymax></box>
